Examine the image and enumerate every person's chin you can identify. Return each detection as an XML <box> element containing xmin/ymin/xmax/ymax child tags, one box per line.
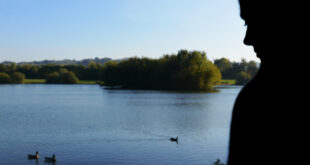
<box><xmin>254</xmin><ymin>47</ymin><xmax>260</xmax><ymax>57</ymax></box>
<box><xmin>255</xmin><ymin>52</ymin><xmax>263</xmax><ymax>60</ymax></box>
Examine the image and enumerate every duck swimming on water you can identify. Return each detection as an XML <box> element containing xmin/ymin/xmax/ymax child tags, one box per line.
<box><xmin>170</xmin><ymin>136</ymin><xmax>178</xmax><ymax>143</ymax></box>
<box><xmin>45</xmin><ymin>154</ymin><xmax>56</xmax><ymax>163</ymax></box>
<box><xmin>28</xmin><ymin>151</ymin><xmax>39</xmax><ymax>160</ymax></box>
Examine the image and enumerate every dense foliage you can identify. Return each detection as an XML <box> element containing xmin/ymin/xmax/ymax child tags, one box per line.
<box><xmin>11</xmin><ymin>72</ymin><xmax>26</xmax><ymax>83</ymax></box>
<box><xmin>0</xmin><ymin>63</ymin><xmax>103</xmax><ymax>81</ymax></box>
<box><xmin>235</xmin><ymin>71</ymin><xmax>252</xmax><ymax>85</ymax></box>
<box><xmin>101</xmin><ymin>50</ymin><xmax>221</xmax><ymax>90</ymax></box>
<box><xmin>0</xmin><ymin>72</ymin><xmax>11</xmax><ymax>83</ymax></box>
<box><xmin>214</xmin><ymin>58</ymin><xmax>259</xmax><ymax>85</ymax></box>
<box><xmin>45</xmin><ymin>69</ymin><xmax>79</xmax><ymax>84</ymax></box>
<box><xmin>0</xmin><ymin>72</ymin><xmax>25</xmax><ymax>84</ymax></box>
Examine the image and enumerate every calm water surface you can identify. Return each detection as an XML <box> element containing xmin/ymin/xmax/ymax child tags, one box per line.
<box><xmin>0</xmin><ymin>85</ymin><xmax>241</xmax><ymax>165</ymax></box>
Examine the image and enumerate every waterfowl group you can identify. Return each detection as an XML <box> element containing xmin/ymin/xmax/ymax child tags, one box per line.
<box><xmin>28</xmin><ymin>137</ymin><xmax>177</xmax><ymax>163</ymax></box>
<box><xmin>28</xmin><ymin>152</ymin><xmax>56</xmax><ymax>163</ymax></box>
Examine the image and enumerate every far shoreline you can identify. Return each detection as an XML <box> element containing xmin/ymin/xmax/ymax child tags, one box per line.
<box><xmin>4</xmin><ymin>79</ymin><xmax>237</xmax><ymax>86</ymax></box>
<box><xmin>24</xmin><ymin>79</ymin><xmax>98</xmax><ymax>85</ymax></box>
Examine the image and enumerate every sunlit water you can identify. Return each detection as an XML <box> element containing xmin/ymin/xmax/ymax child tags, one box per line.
<box><xmin>0</xmin><ymin>85</ymin><xmax>241</xmax><ymax>165</ymax></box>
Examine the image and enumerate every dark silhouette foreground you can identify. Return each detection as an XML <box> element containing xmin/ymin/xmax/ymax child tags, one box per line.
<box><xmin>228</xmin><ymin>1</ymin><xmax>305</xmax><ymax>165</ymax></box>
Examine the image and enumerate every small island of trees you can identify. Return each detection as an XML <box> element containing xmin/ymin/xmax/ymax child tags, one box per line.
<box><xmin>101</xmin><ymin>50</ymin><xmax>221</xmax><ymax>91</ymax></box>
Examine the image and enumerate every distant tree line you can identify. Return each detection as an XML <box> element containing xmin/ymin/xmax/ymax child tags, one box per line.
<box><xmin>1</xmin><ymin>57</ymin><xmax>113</xmax><ymax>66</ymax></box>
<box><xmin>0</xmin><ymin>62</ymin><xmax>107</xmax><ymax>85</ymax></box>
<box><xmin>0</xmin><ymin>61</ymin><xmax>102</xmax><ymax>84</ymax></box>
<box><xmin>0</xmin><ymin>51</ymin><xmax>259</xmax><ymax>86</ymax></box>
<box><xmin>101</xmin><ymin>50</ymin><xmax>221</xmax><ymax>90</ymax></box>
<box><xmin>214</xmin><ymin>58</ymin><xmax>259</xmax><ymax>85</ymax></box>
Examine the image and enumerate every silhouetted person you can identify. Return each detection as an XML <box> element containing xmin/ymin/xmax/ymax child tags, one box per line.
<box><xmin>228</xmin><ymin>1</ymin><xmax>305</xmax><ymax>165</ymax></box>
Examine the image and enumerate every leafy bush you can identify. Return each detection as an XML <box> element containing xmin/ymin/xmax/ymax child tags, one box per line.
<box><xmin>11</xmin><ymin>72</ymin><xmax>25</xmax><ymax>84</ymax></box>
<box><xmin>59</xmin><ymin>70</ymin><xmax>79</xmax><ymax>84</ymax></box>
<box><xmin>46</xmin><ymin>69</ymin><xmax>79</xmax><ymax>84</ymax></box>
<box><xmin>235</xmin><ymin>71</ymin><xmax>252</xmax><ymax>85</ymax></box>
<box><xmin>45</xmin><ymin>72</ymin><xmax>60</xmax><ymax>84</ymax></box>
<box><xmin>214</xmin><ymin>58</ymin><xmax>259</xmax><ymax>85</ymax></box>
<box><xmin>0</xmin><ymin>72</ymin><xmax>11</xmax><ymax>84</ymax></box>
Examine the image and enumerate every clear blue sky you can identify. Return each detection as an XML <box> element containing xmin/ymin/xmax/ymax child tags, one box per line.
<box><xmin>0</xmin><ymin>0</ymin><xmax>258</xmax><ymax>63</ymax></box>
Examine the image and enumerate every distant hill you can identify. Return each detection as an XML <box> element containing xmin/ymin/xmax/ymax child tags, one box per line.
<box><xmin>0</xmin><ymin>57</ymin><xmax>123</xmax><ymax>66</ymax></box>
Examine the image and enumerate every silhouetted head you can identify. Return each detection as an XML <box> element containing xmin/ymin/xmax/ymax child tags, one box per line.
<box><xmin>239</xmin><ymin>1</ymin><xmax>294</xmax><ymax>63</ymax></box>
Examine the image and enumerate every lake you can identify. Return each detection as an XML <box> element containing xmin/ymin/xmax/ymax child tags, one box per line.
<box><xmin>0</xmin><ymin>85</ymin><xmax>241</xmax><ymax>165</ymax></box>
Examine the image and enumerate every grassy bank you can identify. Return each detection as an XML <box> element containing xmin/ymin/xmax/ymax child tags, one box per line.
<box><xmin>24</xmin><ymin>79</ymin><xmax>97</xmax><ymax>85</ymax></box>
<box><xmin>24</xmin><ymin>79</ymin><xmax>45</xmax><ymax>84</ymax></box>
<box><xmin>220</xmin><ymin>79</ymin><xmax>236</xmax><ymax>85</ymax></box>
<box><xmin>77</xmin><ymin>80</ymin><xmax>97</xmax><ymax>84</ymax></box>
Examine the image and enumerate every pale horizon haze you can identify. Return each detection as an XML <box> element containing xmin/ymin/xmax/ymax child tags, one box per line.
<box><xmin>0</xmin><ymin>0</ymin><xmax>258</xmax><ymax>63</ymax></box>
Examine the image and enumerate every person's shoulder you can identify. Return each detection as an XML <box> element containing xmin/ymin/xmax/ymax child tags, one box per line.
<box><xmin>237</xmin><ymin>78</ymin><xmax>259</xmax><ymax>98</ymax></box>
<box><xmin>233</xmin><ymin>77</ymin><xmax>263</xmax><ymax>109</ymax></box>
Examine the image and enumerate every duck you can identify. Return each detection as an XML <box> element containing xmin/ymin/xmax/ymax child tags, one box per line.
<box><xmin>170</xmin><ymin>136</ymin><xmax>178</xmax><ymax>143</ymax></box>
<box><xmin>28</xmin><ymin>151</ymin><xmax>39</xmax><ymax>160</ymax></box>
<box><xmin>45</xmin><ymin>154</ymin><xmax>56</xmax><ymax>162</ymax></box>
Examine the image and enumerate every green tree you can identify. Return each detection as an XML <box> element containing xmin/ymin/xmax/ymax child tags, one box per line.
<box><xmin>59</xmin><ymin>70</ymin><xmax>79</xmax><ymax>84</ymax></box>
<box><xmin>0</xmin><ymin>64</ymin><xmax>10</xmax><ymax>73</ymax></box>
<box><xmin>100</xmin><ymin>61</ymin><xmax>119</xmax><ymax>87</ymax></box>
<box><xmin>16</xmin><ymin>64</ymin><xmax>39</xmax><ymax>79</ymax></box>
<box><xmin>87</xmin><ymin>61</ymin><xmax>98</xmax><ymax>69</ymax></box>
<box><xmin>7</xmin><ymin>63</ymin><xmax>17</xmax><ymax>74</ymax></box>
<box><xmin>11</xmin><ymin>72</ymin><xmax>25</xmax><ymax>84</ymax></box>
<box><xmin>214</xmin><ymin>58</ymin><xmax>231</xmax><ymax>73</ymax></box>
<box><xmin>45</xmin><ymin>69</ymin><xmax>79</xmax><ymax>84</ymax></box>
<box><xmin>46</xmin><ymin>72</ymin><xmax>60</xmax><ymax>84</ymax></box>
<box><xmin>214</xmin><ymin>58</ymin><xmax>259</xmax><ymax>85</ymax></box>
<box><xmin>0</xmin><ymin>72</ymin><xmax>11</xmax><ymax>84</ymax></box>
<box><xmin>170</xmin><ymin>50</ymin><xmax>221</xmax><ymax>90</ymax></box>
<box><xmin>247</xmin><ymin>61</ymin><xmax>259</xmax><ymax>76</ymax></box>
<box><xmin>236</xmin><ymin>71</ymin><xmax>252</xmax><ymax>85</ymax></box>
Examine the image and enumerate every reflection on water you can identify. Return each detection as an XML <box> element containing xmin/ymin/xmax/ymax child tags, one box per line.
<box><xmin>0</xmin><ymin>85</ymin><xmax>241</xmax><ymax>165</ymax></box>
